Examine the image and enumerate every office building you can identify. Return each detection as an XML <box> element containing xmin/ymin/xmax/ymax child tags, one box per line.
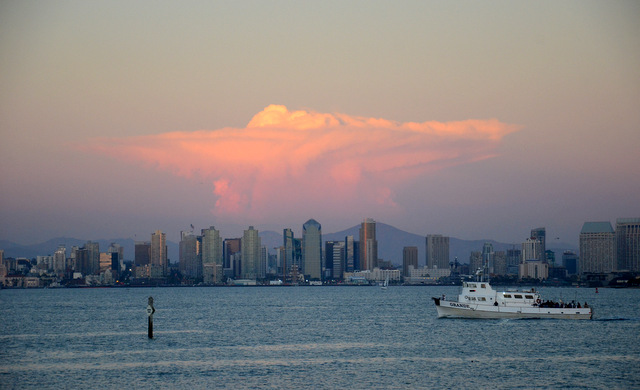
<box><xmin>241</xmin><ymin>226</ymin><xmax>261</xmax><ymax>280</ymax></box>
<box><xmin>359</xmin><ymin>218</ymin><xmax>378</xmax><ymax>271</ymax></box>
<box><xmin>562</xmin><ymin>251</ymin><xmax>578</xmax><ymax>275</ymax></box>
<box><xmin>151</xmin><ymin>230</ymin><xmax>168</xmax><ymax>277</ymax></box>
<box><xmin>426</xmin><ymin>235</ymin><xmax>450</xmax><ymax>269</ymax></box>
<box><xmin>579</xmin><ymin>222</ymin><xmax>615</xmax><ymax>273</ymax></box>
<box><xmin>179</xmin><ymin>230</ymin><xmax>200</xmax><ymax>279</ymax></box>
<box><xmin>403</xmin><ymin>246</ymin><xmax>418</xmax><ymax>277</ymax></box>
<box><xmin>302</xmin><ymin>219</ymin><xmax>322</xmax><ymax>280</ymax></box>
<box><xmin>531</xmin><ymin>227</ymin><xmax>546</xmax><ymax>262</ymax></box>
<box><xmin>616</xmin><ymin>218</ymin><xmax>640</xmax><ymax>272</ymax></box>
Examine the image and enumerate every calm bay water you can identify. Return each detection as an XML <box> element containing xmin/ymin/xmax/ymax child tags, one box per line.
<box><xmin>1</xmin><ymin>285</ymin><xmax>639</xmax><ymax>389</ymax></box>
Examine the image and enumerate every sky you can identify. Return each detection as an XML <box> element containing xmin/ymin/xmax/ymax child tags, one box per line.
<box><xmin>1</xmin><ymin>1</ymin><xmax>639</xmax><ymax>247</ymax></box>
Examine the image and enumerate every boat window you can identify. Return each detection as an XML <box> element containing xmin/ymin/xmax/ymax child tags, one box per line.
<box><xmin>514</xmin><ymin>294</ymin><xmax>523</xmax><ymax>299</ymax></box>
<box><xmin>525</xmin><ymin>295</ymin><xmax>534</xmax><ymax>299</ymax></box>
<box><xmin>479</xmin><ymin>297</ymin><xmax>486</xmax><ymax>301</ymax></box>
<box><xmin>469</xmin><ymin>283</ymin><xmax>476</xmax><ymax>288</ymax></box>
<box><xmin>481</xmin><ymin>284</ymin><xmax>486</xmax><ymax>288</ymax></box>
<box><xmin>503</xmin><ymin>294</ymin><xmax>512</xmax><ymax>298</ymax></box>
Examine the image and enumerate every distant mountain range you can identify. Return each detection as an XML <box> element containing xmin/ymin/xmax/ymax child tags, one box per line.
<box><xmin>0</xmin><ymin>223</ymin><xmax>577</xmax><ymax>266</ymax></box>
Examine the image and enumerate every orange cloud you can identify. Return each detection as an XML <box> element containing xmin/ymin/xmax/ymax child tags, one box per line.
<box><xmin>86</xmin><ymin>105</ymin><xmax>520</xmax><ymax>224</ymax></box>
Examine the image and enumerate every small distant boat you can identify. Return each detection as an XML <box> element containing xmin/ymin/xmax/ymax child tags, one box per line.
<box><xmin>381</xmin><ymin>277</ymin><xmax>388</xmax><ymax>290</ymax></box>
<box><xmin>433</xmin><ymin>281</ymin><xmax>592</xmax><ymax>320</ymax></box>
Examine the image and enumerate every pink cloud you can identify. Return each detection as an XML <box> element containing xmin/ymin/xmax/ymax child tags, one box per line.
<box><xmin>85</xmin><ymin>105</ymin><xmax>520</xmax><ymax>224</ymax></box>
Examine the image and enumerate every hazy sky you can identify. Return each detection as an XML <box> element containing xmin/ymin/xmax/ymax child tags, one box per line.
<box><xmin>1</xmin><ymin>1</ymin><xmax>639</xmax><ymax>246</ymax></box>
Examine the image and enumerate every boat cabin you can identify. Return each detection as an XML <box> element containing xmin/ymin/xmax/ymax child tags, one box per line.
<box><xmin>458</xmin><ymin>282</ymin><xmax>541</xmax><ymax>307</ymax></box>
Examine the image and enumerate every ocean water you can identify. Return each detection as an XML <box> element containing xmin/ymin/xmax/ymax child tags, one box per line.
<box><xmin>1</xmin><ymin>285</ymin><xmax>639</xmax><ymax>389</ymax></box>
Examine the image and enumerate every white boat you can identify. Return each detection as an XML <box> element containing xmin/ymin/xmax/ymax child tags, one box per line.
<box><xmin>433</xmin><ymin>281</ymin><xmax>592</xmax><ymax>320</ymax></box>
<box><xmin>381</xmin><ymin>277</ymin><xmax>388</xmax><ymax>290</ymax></box>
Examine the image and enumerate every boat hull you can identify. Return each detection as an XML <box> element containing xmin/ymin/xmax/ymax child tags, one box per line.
<box><xmin>433</xmin><ymin>298</ymin><xmax>592</xmax><ymax>320</ymax></box>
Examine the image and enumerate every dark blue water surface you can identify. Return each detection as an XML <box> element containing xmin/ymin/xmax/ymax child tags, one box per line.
<box><xmin>1</xmin><ymin>286</ymin><xmax>639</xmax><ymax>389</ymax></box>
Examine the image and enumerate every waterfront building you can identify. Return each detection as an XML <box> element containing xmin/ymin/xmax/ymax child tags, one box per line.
<box><xmin>241</xmin><ymin>226</ymin><xmax>261</xmax><ymax>280</ymax></box>
<box><xmin>86</xmin><ymin>241</ymin><xmax>100</xmax><ymax>275</ymax></box>
<box><xmin>344</xmin><ymin>235</ymin><xmax>355</xmax><ymax>272</ymax></box>
<box><xmin>107</xmin><ymin>243</ymin><xmax>123</xmax><ymax>275</ymax></box>
<box><xmin>402</xmin><ymin>246</ymin><xmax>418</xmax><ymax>277</ymax></box>
<box><xmin>406</xmin><ymin>266</ymin><xmax>450</xmax><ymax>285</ymax></box>
<box><xmin>506</xmin><ymin>248</ymin><xmax>522</xmax><ymax>275</ymax></box>
<box><xmin>359</xmin><ymin>218</ymin><xmax>378</xmax><ymax>271</ymax></box>
<box><xmin>616</xmin><ymin>218</ymin><xmax>640</xmax><ymax>272</ymax></box>
<box><xmin>302</xmin><ymin>219</ymin><xmax>322</xmax><ymax>280</ymax></box>
<box><xmin>53</xmin><ymin>245</ymin><xmax>66</xmax><ymax>274</ymax></box>
<box><xmin>201</xmin><ymin>226</ymin><xmax>223</xmax><ymax>284</ymax></box>
<box><xmin>426</xmin><ymin>235</ymin><xmax>449</xmax><ymax>269</ymax></box>
<box><xmin>482</xmin><ymin>242</ymin><xmax>493</xmax><ymax>274</ymax></box>
<box><xmin>531</xmin><ymin>227</ymin><xmax>546</xmax><ymax>262</ymax></box>
<box><xmin>493</xmin><ymin>251</ymin><xmax>507</xmax><ymax>275</ymax></box>
<box><xmin>179</xmin><ymin>230</ymin><xmax>201</xmax><ymax>279</ymax></box>
<box><xmin>223</xmin><ymin>238</ymin><xmax>241</xmax><ymax>277</ymax></box>
<box><xmin>332</xmin><ymin>241</ymin><xmax>345</xmax><ymax>280</ymax></box>
<box><xmin>469</xmin><ymin>251</ymin><xmax>482</xmax><ymax>273</ymax></box>
<box><xmin>562</xmin><ymin>251</ymin><xmax>578</xmax><ymax>275</ymax></box>
<box><xmin>151</xmin><ymin>230</ymin><xmax>168</xmax><ymax>277</ymax></box>
<box><xmin>580</xmin><ymin>222</ymin><xmax>615</xmax><ymax>274</ymax></box>
<box><xmin>283</xmin><ymin>228</ymin><xmax>295</xmax><ymax>277</ymax></box>
<box><xmin>519</xmin><ymin>259</ymin><xmax>549</xmax><ymax>280</ymax></box>
<box><xmin>522</xmin><ymin>238</ymin><xmax>542</xmax><ymax>262</ymax></box>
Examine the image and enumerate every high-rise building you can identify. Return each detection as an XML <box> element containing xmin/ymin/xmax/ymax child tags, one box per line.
<box><xmin>151</xmin><ymin>230</ymin><xmax>168</xmax><ymax>277</ymax></box>
<box><xmin>562</xmin><ymin>251</ymin><xmax>578</xmax><ymax>275</ymax></box>
<box><xmin>179</xmin><ymin>230</ymin><xmax>200</xmax><ymax>279</ymax></box>
<box><xmin>531</xmin><ymin>227</ymin><xmax>546</xmax><ymax>262</ymax></box>
<box><xmin>201</xmin><ymin>226</ymin><xmax>223</xmax><ymax>284</ymax></box>
<box><xmin>135</xmin><ymin>241</ymin><xmax>151</xmax><ymax>272</ymax></box>
<box><xmin>324</xmin><ymin>241</ymin><xmax>335</xmax><ymax>276</ymax></box>
<box><xmin>344</xmin><ymin>235</ymin><xmax>355</xmax><ymax>272</ymax></box>
<box><xmin>86</xmin><ymin>241</ymin><xmax>100</xmax><ymax>275</ymax></box>
<box><xmin>302</xmin><ymin>219</ymin><xmax>322</xmax><ymax>280</ymax></box>
<box><xmin>359</xmin><ymin>218</ymin><xmax>378</xmax><ymax>271</ymax></box>
<box><xmin>522</xmin><ymin>238</ymin><xmax>542</xmax><ymax>262</ymax></box>
<box><xmin>493</xmin><ymin>251</ymin><xmax>507</xmax><ymax>275</ymax></box>
<box><xmin>469</xmin><ymin>251</ymin><xmax>482</xmax><ymax>273</ymax></box>
<box><xmin>403</xmin><ymin>246</ymin><xmax>418</xmax><ymax>277</ymax></box>
<box><xmin>241</xmin><ymin>226</ymin><xmax>261</xmax><ymax>280</ymax></box>
<box><xmin>482</xmin><ymin>242</ymin><xmax>493</xmax><ymax>273</ymax></box>
<box><xmin>616</xmin><ymin>218</ymin><xmax>640</xmax><ymax>272</ymax></box>
<box><xmin>331</xmin><ymin>241</ymin><xmax>345</xmax><ymax>280</ymax></box>
<box><xmin>108</xmin><ymin>243</ymin><xmax>123</xmax><ymax>275</ymax></box>
<box><xmin>506</xmin><ymin>248</ymin><xmax>522</xmax><ymax>275</ymax></box>
<box><xmin>53</xmin><ymin>245</ymin><xmax>66</xmax><ymax>274</ymax></box>
<box><xmin>579</xmin><ymin>222</ymin><xmax>615</xmax><ymax>273</ymax></box>
<box><xmin>283</xmin><ymin>228</ymin><xmax>295</xmax><ymax>277</ymax></box>
<box><xmin>426</xmin><ymin>235</ymin><xmax>450</xmax><ymax>269</ymax></box>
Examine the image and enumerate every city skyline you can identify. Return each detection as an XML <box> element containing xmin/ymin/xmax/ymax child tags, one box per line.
<box><xmin>1</xmin><ymin>2</ymin><xmax>639</xmax><ymax>246</ymax></box>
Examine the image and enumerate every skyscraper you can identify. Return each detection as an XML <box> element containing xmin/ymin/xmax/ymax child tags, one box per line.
<box><xmin>426</xmin><ymin>235</ymin><xmax>449</xmax><ymax>269</ymax></box>
<box><xmin>331</xmin><ymin>241</ymin><xmax>345</xmax><ymax>280</ymax></box>
<box><xmin>151</xmin><ymin>230</ymin><xmax>168</xmax><ymax>277</ymax></box>
<box><xmin>302</xmin><ymin>219</ymin><xmax>322</xmax><ymax>280</ymax></box>
<box><xmin>616</xmin><ymin>218</ymin><xmax>640</xmax><ymax>272</ymax></box>
<box><xmin>530</xmin><ymin>227</ymin><xmax>546</xmax><ymax>262</ymax></box>
<box><xmin>179</xmin><ymin>230</ymin><xmax>200</xmax><ymax>279</ymax></box>
<box><xmin>579</xmin><ymin>222</ymin><xmax>615</xmax><ymax>273</ymax></box>
<box><xmin>344</xmin><ymin>235</ymin><xmax>355</xmax><ymax>272</ymax></box>
<box><xmin>403</xmin><ymin>246</ymin><xmax>418</xmax><ymax>277</ymax></box>
<box><xmin>224</xmin><ymin>238</ymin><xmax>241</xmax><ymax>277</ymax></box>
<box><xmin>86</xmin><ymin>241</ymin><xmax>100</xmax><ymax>275</ymax></box>
<box><xmin>522</xmin><ymin>238</ymin><xmax>542</xmax><ymax>262</ymax></box>
<box><xmin>482</xmin><ymin>242</ymin><xmax>493</xmax><ymax>273</ymax></box>
<box><xmin>359</xmin><ymin>218</ymin><xmax>378</xmax><ymax>271</ymax></box>
<box><xmin>241</xmin><ymin>226</ymin><xmax>261</xmax><ymax>280</ymax></box>
<box><xmin>201</xmin><ymin>226</ymin><xmax>223</xmax><ymax>284</ymax></box>
<box><xmin>283</xmin><ymin>228</ymin><xmax>295</xmax><ymax>277</ymax></box>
